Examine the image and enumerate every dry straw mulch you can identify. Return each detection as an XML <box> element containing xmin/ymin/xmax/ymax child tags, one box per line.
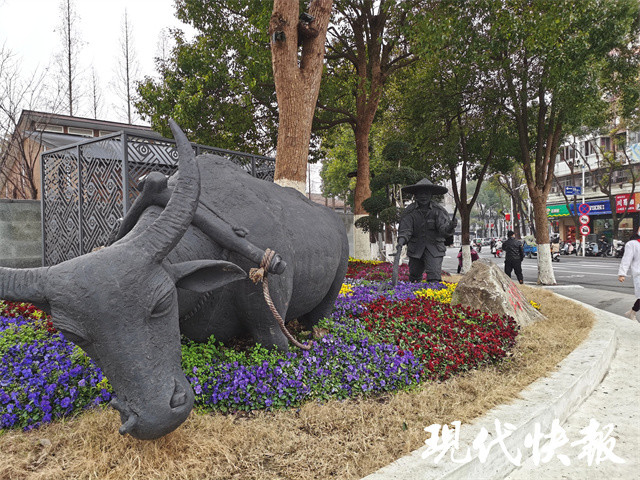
<box><xmin>0</xmin><ymin>285</ymin><xmax>594</xmax><ymax>480</ymax></box>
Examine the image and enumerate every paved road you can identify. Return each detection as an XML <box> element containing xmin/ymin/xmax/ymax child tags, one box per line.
<box><xmin>443</xmin><ymin>247</ymin><xmax>630</xmax><ymax>291</ymax></box>
<box><xmin>442</xmin><ymin>246</ymin><xmax>636</xmax><ymax>317</ymax></box>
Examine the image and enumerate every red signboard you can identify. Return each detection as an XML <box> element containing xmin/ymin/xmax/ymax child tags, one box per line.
<box><xmin>615</xmin><ymin>193</ymin><xmax>640</xmax><ymax>213</ymax></box>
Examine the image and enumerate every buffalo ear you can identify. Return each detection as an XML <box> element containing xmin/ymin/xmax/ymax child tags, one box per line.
<box><xmin>166</xmin><ymin>260</ymin><xmax>247</xmax><ymax>293</ymax></box>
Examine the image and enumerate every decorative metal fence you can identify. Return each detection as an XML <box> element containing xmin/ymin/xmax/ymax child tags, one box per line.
<box><xmin>41</xmin><ymin>131</ymin><xmax>275</xmax><ymax>266</ymax></box>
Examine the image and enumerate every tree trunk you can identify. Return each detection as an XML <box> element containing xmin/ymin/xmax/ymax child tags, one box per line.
<box><xmin>461</xmin><ymin>244</ymin><xmax>472</xmax><ymax>275</ymax></box>
<box><xmin>353</xmin><ymin>123</ymin><xmax>372</xmax><ymax>214</ymax></box>
<box><xmin>270</xmin><ymin>0</ymin><xmax>332</xmax><ymax>193</ymax></box>
<box><xmin>66</xmin><ymin>0</ymin><xmax>73</xmax><ymax>116</ymax></box>
<box><xmin>532</xmin><ymin>193</ymin><xmax>556</xmax><ymax>284</ymax></box>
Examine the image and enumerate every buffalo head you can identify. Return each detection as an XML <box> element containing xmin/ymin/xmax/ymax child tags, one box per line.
<box><xmin>0</xmin><ymin>120</ymin><xmax>246</xmax><ymax>439</ymax></box>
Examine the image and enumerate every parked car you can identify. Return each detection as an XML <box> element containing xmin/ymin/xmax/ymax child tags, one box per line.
<box><xmin>523</xmin><ymin>235</ymin><xmax>537</xmax><ymax>258</ymax></box>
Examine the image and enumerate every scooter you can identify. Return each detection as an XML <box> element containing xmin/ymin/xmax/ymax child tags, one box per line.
<box><xmin>561</xmin><ymin>242</ymin><xmax>575</xmax><ymax>255</ymax></box>
<box><xmin>613</xmin><ymin>239</ymin><xmax>625</xmax><ymax>258</ymax></box>
<box><xmin>585</xmin><ymin>242</ymin><xmax>599</xmax><ymax>256</ymax></box>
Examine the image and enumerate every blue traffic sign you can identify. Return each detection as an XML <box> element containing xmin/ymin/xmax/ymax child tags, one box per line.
<box><xmin>578</xmin><ymin>203</ymin><xmax>590</xmax><ymax>215</ymax></box>
<box><xmin>564</xmin><ymin>186</ymin><xmax>582</xmax><ymax>196</ymax></box>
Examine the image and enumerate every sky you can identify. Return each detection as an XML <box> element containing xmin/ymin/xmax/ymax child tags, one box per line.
<box><xmin>0</xmin><ymin>0</ymin><xmax>196</xmax><ymax>123</ymax></box>
<box><xmin>0</xmin><ymin>0</ymin><xmax>324</xmax><ymax>193</ymax></box>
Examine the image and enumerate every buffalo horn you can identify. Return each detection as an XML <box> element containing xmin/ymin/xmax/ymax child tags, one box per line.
<box><xmin>138</xmin><ymin>120</ymin><xmax>201</xmax><ymax>262</ymax></box>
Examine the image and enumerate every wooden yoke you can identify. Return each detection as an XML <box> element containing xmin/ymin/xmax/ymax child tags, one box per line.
<box><xmin>113</xmin><ymin>172</ymin><xmax>286</xmax><ymax>275</ymax></box>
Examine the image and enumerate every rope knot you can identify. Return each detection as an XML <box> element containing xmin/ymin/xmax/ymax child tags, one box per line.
<box><xmin>249</xmin><ymin>249</ymin><xmax>275</xmax><ymax>284</ymax></box>
<box><xmin>248</xmin><ymin>248</ymin><xmax>311</xmax><ymax>351</ymax></box>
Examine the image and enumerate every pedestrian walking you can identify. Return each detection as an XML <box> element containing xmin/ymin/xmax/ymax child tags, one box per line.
<box><xmin>457</xmin><ymin>246</ymin><xmax>479</xmax><ymax>273</ymax></box>
<box><xmin>503</xmin><ymin>230</ymin><xmax>525</xmax><ymax>284</ymax></box>
<box><xmin>618</xmin><ymin>227</ymin><xmax>640</xmax><ymax>322</ymax></box>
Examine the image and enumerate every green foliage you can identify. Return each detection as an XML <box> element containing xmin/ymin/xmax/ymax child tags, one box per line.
<box><xmin>361</xmin><ymin>194</ymin><xmax>390</xmax><ymax>216</ymax></box>
<box><xmin>379</xmin><ymin>206</ymin><xmax>403</xmax><ymax>226</ymax></box>
<box><xmin>382</xmin><ymin>140</ymin><xmax>414</xmax><ymax>166</ymax></box>
<box><xmin>319</xmin><ymin>125</ymin><xmax>358</xmax><ymax>203</ymax></box>
<box><xmin>135</xmin><ymin>1</ymin><xmax>277</xmax><ymax>153</ymax></box>
<box><xmin>0</xmin><ymin>323</ymin><xmax>50</xmax><ymax>357</ymax></box>
<box><xmin>369</xmin><ymin>167</ymin><xmax>424</xmax><ymax>193</ymax></box>
<box><xmin>354</xmin><ymin>215</ymin><xmax>384</xmax><ymax>235</ymax></box>
<box><xmin>181</xmin><ymin>335</ymin><xmax>288</xmax><ymax>374</ymax></box>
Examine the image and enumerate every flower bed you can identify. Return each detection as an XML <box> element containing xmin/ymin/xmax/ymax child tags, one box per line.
<box><xmin>346</xmin><ymin>257</ymin><xmax>415</xmax><ymax>282</ymax></box>
<box><xmin>0</xmin><ymin>303</ymin><xmax>111</xmax><ymax>431</ymax></box>
<box><xmin>183</xmin><ymin>320</ymin><xmax>421</xmax><ymax>412</ymax></box>
<box><xmin>352</xmin><ymin>297</ymin><xmax>518</xmax><ymax>380</ymax></box>
<box><xmin>0</xmin><ymin>258</ymin><xmax>520</xmax><ymax>432</ymax></box>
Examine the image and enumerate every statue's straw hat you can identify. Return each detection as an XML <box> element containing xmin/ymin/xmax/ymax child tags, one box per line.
<box><xmin>402</xmin><ymin>178</ymin><xmax>448</xmax><ymax>195</ymax></box>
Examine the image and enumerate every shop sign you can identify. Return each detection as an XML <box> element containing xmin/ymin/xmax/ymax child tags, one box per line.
<box><xmin>615</xmin><ymin>193</ymin><xmax>640</xmax><ymax>213</ymax></box>
<box><xmin>584</xmin><ymin>200</ymin><xmax>610</xmax><ymax>215</ymax></box>
<box><xmin>547</xmin><ymin>199</ymin><xmax>611</xmax><ymax>218</ymax></box>
<box><xmin>546</xmin><ymin>204</ymin><xmax>570</xmax><ymax>217</ymax></box>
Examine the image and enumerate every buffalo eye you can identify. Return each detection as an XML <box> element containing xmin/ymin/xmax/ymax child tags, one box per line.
<box><xmin>150</xmin><ymin>290</ymin><xmax>174</xmax><ymax>319</ymax></box>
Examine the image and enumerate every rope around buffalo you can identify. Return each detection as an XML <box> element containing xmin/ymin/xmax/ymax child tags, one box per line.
<box><xmin>249</xmin><ymin>249</ymin><xmax>312</xmax><ymax>351</ymax></box>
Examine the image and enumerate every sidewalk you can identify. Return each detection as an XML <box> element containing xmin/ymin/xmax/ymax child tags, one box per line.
<box><xmin>505</xmin><ymin>292</ymin><xmax>640</xmax><ymax>479</ymax></box>
<box><xmin>362</xmin><ymin>287</ymin><xmax>640</xmax><ymax>480</ymax></box>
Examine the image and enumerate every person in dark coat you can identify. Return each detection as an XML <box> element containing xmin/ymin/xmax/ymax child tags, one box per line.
<box><xmin>396</xmin><ymin>179</ymin><xmax>457</xmax><ymax>282</ymax></box>
<box><xmin>503</xmin><ymin>230</ymin><xmax>525</xmax><ymax>284</ymax></box>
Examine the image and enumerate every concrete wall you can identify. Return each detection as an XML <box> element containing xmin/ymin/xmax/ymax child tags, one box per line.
<box><xmin>0</xmin><ymin>199</ymin><xmax>42</xmax><ymax>268</ymax></box>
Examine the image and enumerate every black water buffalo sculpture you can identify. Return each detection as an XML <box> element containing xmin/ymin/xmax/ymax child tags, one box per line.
<box><xmin>0</xmin><ymin>121</ymin><xmax>348</xmax><ymax>440</ymax></box>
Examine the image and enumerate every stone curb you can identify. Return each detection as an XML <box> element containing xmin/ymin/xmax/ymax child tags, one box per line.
<box><xmin>362</xmin><ymin>294</ymin><xmax>617</xmax><ymax>480</ymax></box>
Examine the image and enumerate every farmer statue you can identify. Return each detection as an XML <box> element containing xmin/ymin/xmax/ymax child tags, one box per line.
<box><xmin>396</xmin><ymin>178</ymin><xmax>457</xmax><ymax>282</ymax></box>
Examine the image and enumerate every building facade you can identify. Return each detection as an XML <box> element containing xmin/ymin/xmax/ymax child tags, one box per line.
<box><xmin>0</xmin><ymin>110</ymin><xmax>160</xmax><ymax>199</ymax></box>
<box><xmin>546</xmin><ymin>130</ymin><xmax>640</xmax><ymax>243</ymax></box>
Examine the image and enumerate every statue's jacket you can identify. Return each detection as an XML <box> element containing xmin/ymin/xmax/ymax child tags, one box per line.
<box><xmin>398</xmin><ymin>201</ymin><xmax>455</xmax><ymax>258</ymax></box>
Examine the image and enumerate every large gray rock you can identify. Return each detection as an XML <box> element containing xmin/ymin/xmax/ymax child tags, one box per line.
<box><xmin>451</xmin><ymin>259</ymin><xmax>544</xmax><ymax>327</ymax></box>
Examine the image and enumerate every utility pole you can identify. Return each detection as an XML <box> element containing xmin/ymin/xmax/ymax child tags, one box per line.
<box><xmin>582</xmin><ymin>162</ymin><xmax>586</xmax><ymax>257</ymax></box>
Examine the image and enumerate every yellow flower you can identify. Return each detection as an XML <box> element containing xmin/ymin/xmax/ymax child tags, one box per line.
<box><xmin>340</xmin><ymin>284</ymin><xmax>354</xmax><ymax>296</ymax></box>
<box><xmin>348</xmin><ymin>256</ymin><xmax>384</xmax><ymax>265</ymax></box>
<box><xmin>414</xmin><ymin>282</ymin><xmax>457</xmax><ymax>304</ymax></box>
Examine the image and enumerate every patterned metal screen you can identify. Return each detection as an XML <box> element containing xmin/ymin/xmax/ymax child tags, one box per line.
<box><xmin>41</xmin><ymin>132</ymin><xmax>275</xmax><ymax>266</ymax></box>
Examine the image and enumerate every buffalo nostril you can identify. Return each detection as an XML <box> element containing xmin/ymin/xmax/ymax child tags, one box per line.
<box><xmin>170</xmin><ymin>391</ymin><xmax>187</xmax><ymax>408</ymax></box>
<box><xmin>170</xmin><ymin>379</ymin><xmax>188</xmax><ymax>408</ymax></box>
